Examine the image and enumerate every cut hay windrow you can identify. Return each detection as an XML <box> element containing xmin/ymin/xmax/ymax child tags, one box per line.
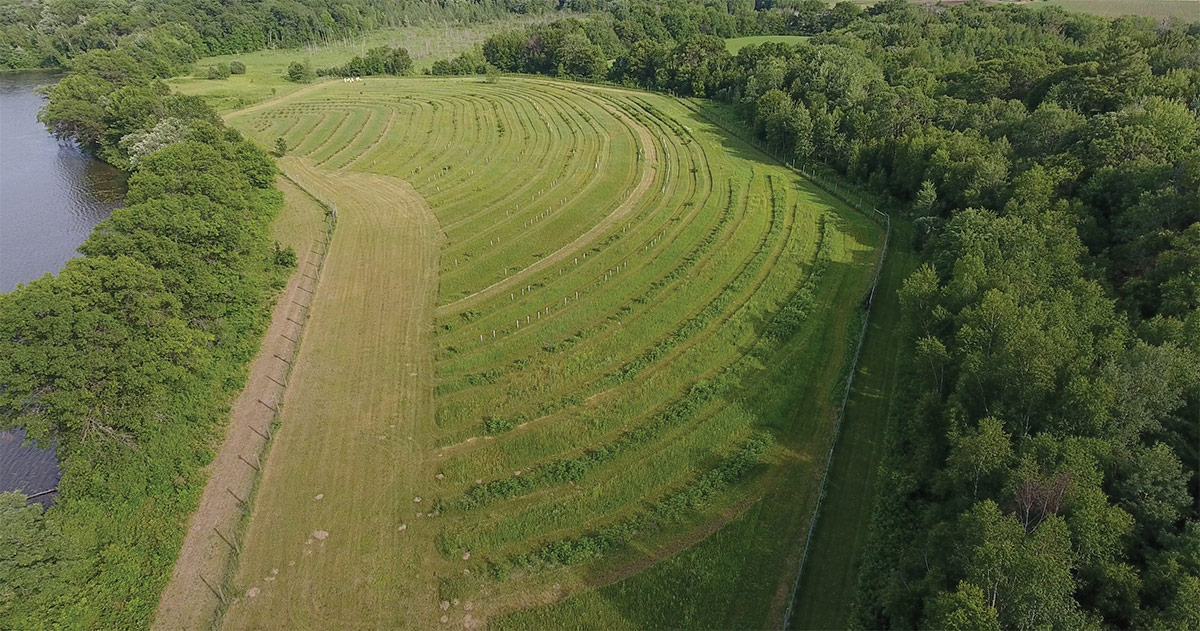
<box><xmin>221</xmin><ymin>77</ymin><xmax>884</xmax><ymax>628</ymax></box>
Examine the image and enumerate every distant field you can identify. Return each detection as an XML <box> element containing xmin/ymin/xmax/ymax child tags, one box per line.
<box><xmin>1043</xmin><ymin>0</ymin><xmax>1198</xmax><ymax>20</ymax></box>
<box><xmin>850</xmin><ymin>0</ymin><xmax>1198</xmax><ymax>21</ymax></box>
<box><xmin>201</xmin><ymin>77</ymin><xmax>883</xmax><ymax>629</ymax></box>
<box><xmin>170</xmin><ymin>17</ymin><xmax>554</xmax><ymax>112</ymax></box>
<box><xmin>725</xmin><ymin>35</ymin><xmax>810</xmax><ymax>53</ymax></box>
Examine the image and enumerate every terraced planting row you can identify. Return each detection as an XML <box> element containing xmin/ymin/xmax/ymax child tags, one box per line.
<box><xmin>224</xmin><ymin>77</ymin><xmax>882</xmax><ymax>628</ymax></box>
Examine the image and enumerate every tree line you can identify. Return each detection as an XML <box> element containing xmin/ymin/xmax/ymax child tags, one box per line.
<box><xmin>318</xmin><ymin>45</ymin><xmax>414</xmax><ymax>78</ymax></box>
<box><xmin>472</xmin><ymin>1</ymin><xmax>1200</xmax><ymax>628</ymax></box>
<box><xmin>0</xmin><ymin>23</ymin><xmax>294</xmax><ymax>631</ymax></box>
<box><xmin>430</xmin><ymin>0</ymin><xmax>834</xmax><ymax>78</ymax></box>
<box><xmin>0</xmin><ymin>0</ymin><xmax>562</xmax><ymax>70</ymax></box>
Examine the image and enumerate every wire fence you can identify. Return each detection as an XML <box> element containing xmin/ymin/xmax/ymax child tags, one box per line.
<box><xmin>202</xmin><ymin>188</ymin><xmax>338</xmax><ymax>627</ymax></box>
<box><xmin>781</xmin><ymin>208</ymin><xmax>889</xmax><ymax>631</ymax></box>
<box><xmin>678</xmin><ymin>98</ymin><xmax>894</xmax><ymax>629</ymax></box>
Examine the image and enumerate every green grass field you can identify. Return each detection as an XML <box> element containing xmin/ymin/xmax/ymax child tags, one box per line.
<box><xmin>192</xmin><ymin>76</ymin><xmax>885</xmax><ymax>628</ymax></box>
<box><xmin>849</xmin><ymin>0</ymin><xmax>1198</xmax><ymax>21</ymax></box>
<box><xmin>1043</xmin><ymin>0</ymin><xmax>1198</xmax><ymax>20</ymax></box>
<box><xmin>788</xmin><ymin>223</ymin><xmax>915</xmax><ymax>630</ymax></box>
<box><xmin>169</xmin><ymin>17</ymin><xmax>555</xmax><ymax>113</ymax></box>
<box><xmin>725</xmin><ymin>35</ymin><xmax>810</xmax><ymax>53</ymax></box>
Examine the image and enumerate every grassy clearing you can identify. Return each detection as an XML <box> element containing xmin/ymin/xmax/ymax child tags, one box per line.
<box><xmin>788</xmin><ymin>223</ymin><xmax>916</xmax><ymax>630</ymax></box>
<box><xmin>724</xmin><ymin>35</ymin><xmax>810</xmax><ymax>53</ymax></box>
<box><xmin>849</xmin><ymin>0</ymin><xmax>1198</xmax><ymax>21</ymax></box>
<box><xmin>169</xmin><ymin>17</ymin><xmax>556</xmax><ymax>113</ymax></box>
<box><xmin>1042</xmin><ymin>0</ymin><xmax>1198</xmax><ymax>20</ymax></box>
<box><xmin>216</xmin><ymin>76</ymin><xmax>882</xmax><ymax>628</ymax></box>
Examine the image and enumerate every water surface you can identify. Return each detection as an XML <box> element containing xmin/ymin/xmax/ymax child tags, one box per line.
<box><xmin>0</xmin><ymin>429</ymin><xmax>60</xmax><ymax>508</ymax></box>
<box><xmin>0</xmin><ymin>70</ymin><xmax>127</xmax><ymax>505</ymax></box>
<box><xmin>0</xmin><ymin>70</ymin><xmax>127</xmax><ymax>292</ymax></box>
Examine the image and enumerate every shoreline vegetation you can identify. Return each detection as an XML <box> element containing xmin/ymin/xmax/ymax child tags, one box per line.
<box><xmin>0</xmin><ymin>23</ymin><xmax>292</xmax><ymax>626</ymax></box>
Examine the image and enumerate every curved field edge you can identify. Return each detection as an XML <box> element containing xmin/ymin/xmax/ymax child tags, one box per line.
<box><xmin>214</xmin><ymin>76</ymin><xmax>884</xmax><ymax>628</ymax></box>
<box><xmin>487</xmin><ymin>93</ymin><xmax>887</xmax><ymax>631</ymax></box>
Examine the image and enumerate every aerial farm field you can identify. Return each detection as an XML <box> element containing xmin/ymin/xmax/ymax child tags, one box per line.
<box><xmin>171</xmin><ymin>76</ymin><xmax>884</xmax><ymax>629</ymax></box>
<box><xmin>848</xmin><ymin>0</ymin><xmax>1199</xmax><ymax>20</ymax></box>
<box><xmin>724</xmin><ymin>35</ymin><xmax>810</xmax><ymax>53</ymax></box>
<box><xmin>1041</xmin><ymin>0</ymin><xmax>1198</xmax><ymax>19</ymax></box>
<box><xmin>168</xmin><ymin>17</ymin><xmax>556</xmax><ymax>113</ymax></box>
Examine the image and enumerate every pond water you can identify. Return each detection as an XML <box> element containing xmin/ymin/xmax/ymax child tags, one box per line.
<box><xmin>0</xmin><ymin>429</ymin><xmax>60</xmax><ymax>508</ymax></box>
<box><xmin>1</xmin><ymin>70</ymin><xmax>127</xmax><ymax>292</ymax></box>
<box><xmin>0</xmin><ymin>70</ymin><xmax>128</xmax><ymax>506</ymax></box>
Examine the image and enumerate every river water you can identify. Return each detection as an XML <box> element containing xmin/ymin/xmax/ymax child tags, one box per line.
<box><xmin>0</xmin><ymin>70</ymin><xmax>128</xmax><ymax>506</ymax></box>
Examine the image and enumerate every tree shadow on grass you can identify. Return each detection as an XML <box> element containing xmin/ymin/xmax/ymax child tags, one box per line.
<box><xmin>493</xmin><ymin>248</ymin><xmax>884</xmax><ymax>631</ymax></box>
<box><xmin>490</xmin><ymin>92</ymin><xmax>887</xmax><ymax>631</ymax></box>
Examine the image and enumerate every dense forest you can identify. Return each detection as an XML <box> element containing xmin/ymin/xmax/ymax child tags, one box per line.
<box><xmin>474</xmin><ymin>1</ymin><xmax>1200</xmax><ymax>628</ymax></box>
<box><xmin>0</xmin><ymin>0</ymin><xmax>562</xmax><ymax>69</ymax></box>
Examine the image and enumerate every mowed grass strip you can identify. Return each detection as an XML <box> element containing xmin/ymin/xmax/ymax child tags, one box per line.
<box><xmin>220</xmin><ymin>77</ymin><xmax>883</xmax><ymax>628</ymax></box>
<box><xmin>789</xmin><ymin>224</ymin><xmax>917</xmax><ymax>630</ymax></box>
<box><xmin>219</xmin><ymin>158</ymin><xmax>444</xmax><ymax>629</ymax></box>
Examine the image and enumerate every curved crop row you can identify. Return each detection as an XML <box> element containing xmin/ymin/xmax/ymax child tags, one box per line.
<box><xmin>227</xmin><ymin>77</ymin><xmax>883</xmax><ymax>622</ymax></box>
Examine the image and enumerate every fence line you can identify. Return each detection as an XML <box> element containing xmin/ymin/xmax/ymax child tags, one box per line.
<box><xmin>678</xmin><ymin>98</ymin><xmax>894</xmax><ymax>629</ymax></box>
<box><xmin>204</xmin><ymin>180</ymin><xmax>338</xmax><ymax>629</ymax></box>
<box><xmin>781</xmin><ymin>208</ymin><xmax>889</xmax><ymax>630</ymax></box>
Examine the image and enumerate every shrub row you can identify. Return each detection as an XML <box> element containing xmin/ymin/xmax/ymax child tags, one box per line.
<box><xmin>762</xmin><ymin>213</ymin><xmax>832</xmax><ymax>342</ymax></box>
<box><xmin>521</xmin><ymin>432</ymin><xmax>774</xmax><ymax>568</ymax></box>
<box><xmin>455</xmin><ymin>378</ymin><xmax>724</xmax><ymax>512</ymax></box>
<box><xmin>603</xmin><ymin>175</ymin><xmax>786</xmax><ymax>387</ymax></box>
